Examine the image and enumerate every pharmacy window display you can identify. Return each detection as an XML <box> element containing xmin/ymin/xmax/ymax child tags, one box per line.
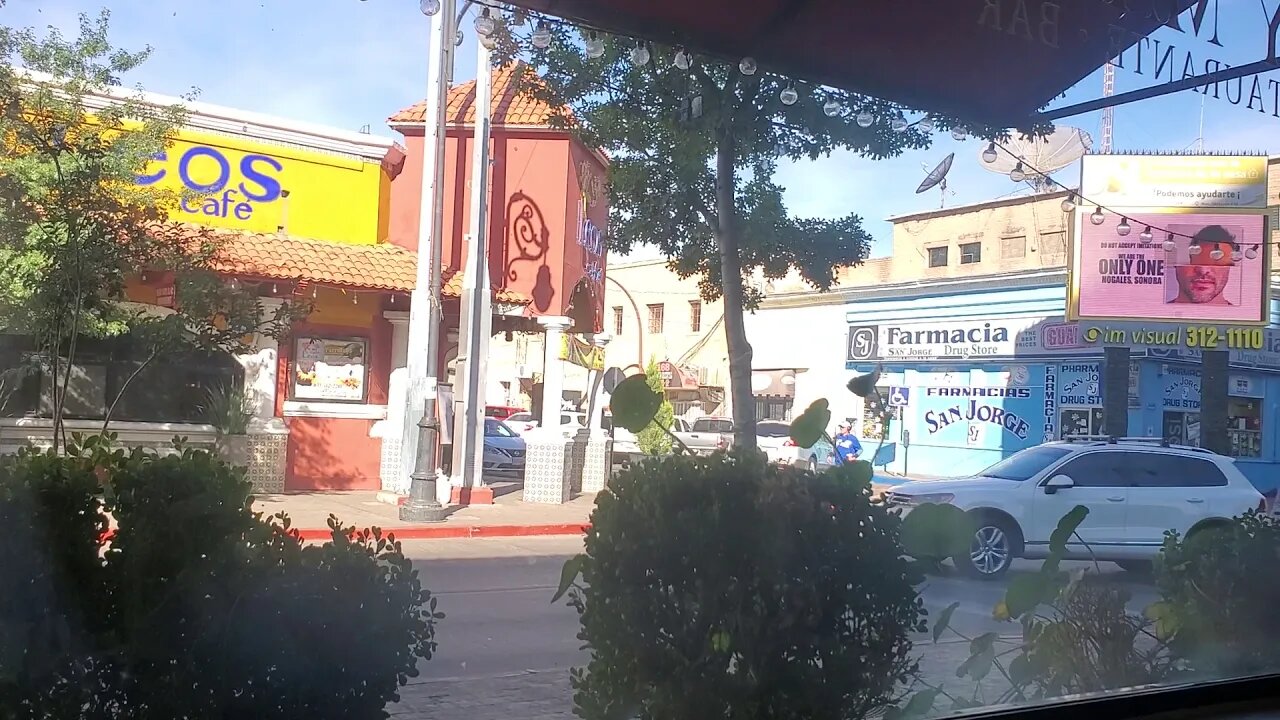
<box><xmin>291</xmin><ymin>336</ymin><xmax>368</xmax><ymax>403</ymax></box>
<box><xmin>1227</xmin><ymin>396</ymin><xmax>1262</xmax><ymax>459</ymax></box>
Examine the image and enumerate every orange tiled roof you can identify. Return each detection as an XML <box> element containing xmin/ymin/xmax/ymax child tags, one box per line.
<box><xmin>152</xmin><ymin>223</ymin><xmax>529</xmax><ymax>304</ymax></box>
<box><xmin>388</xmin><ymin>62</ymin><xmax>572</xmax><ymax>128</ymax></box>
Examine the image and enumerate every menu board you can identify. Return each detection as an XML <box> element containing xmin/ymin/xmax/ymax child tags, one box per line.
<box><xmin>292</xmin><ymin>337</ymin><xmax>367</xmax><ymax>402</ymax></box>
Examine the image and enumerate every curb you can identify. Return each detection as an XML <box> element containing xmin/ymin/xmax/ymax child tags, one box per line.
<box><xmin>293</xmin><ymin>522</ymin><xmax>591</xmax><ymax>541</ymax></box>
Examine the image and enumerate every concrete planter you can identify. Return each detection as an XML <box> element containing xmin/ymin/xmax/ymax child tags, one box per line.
<box><xmin>215</xmin><ymin>434</ymin><xmax>251</xmax><ymax>469</ymax></box>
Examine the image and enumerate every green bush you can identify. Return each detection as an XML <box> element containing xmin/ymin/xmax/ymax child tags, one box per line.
<box><xmin>558</xmin><ymin>450</ymin><xmax>924</xmax><ymax>720</ymax></box>
<box><xmin>1153</xmin><ymin>510</ymin><xmax>1280</xmax><ymax>678</ymax></box>
<box><xmin>636</xmin><ymin>357</ymin><xmax>674</xmax><ymax>455</ymax></box>
<box><xmin>0</xmin><ymin>442</ymin><xmax>441</xmax><ymax>720</ymax></box>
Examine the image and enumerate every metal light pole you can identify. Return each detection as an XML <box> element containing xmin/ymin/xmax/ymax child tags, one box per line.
<box><xmin>400</xmin><ymin>0</ymin><xmax>460</xmax><ymax>522</ymax></box>
<box><xmin>449</xmin><ymin>29</ymin><xmax>494</xmax><ymax>488</ymax></box>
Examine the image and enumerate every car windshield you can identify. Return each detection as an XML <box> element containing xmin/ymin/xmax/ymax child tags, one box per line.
<box><xmin>9</xmin><ymin>4</ymin><xmax>1273</xmax><ymax>720</ymax></box>
<box><xmin>484</xmin><ymin>419</ymin><xmax>516</xmax><ymax>437</ymax></box>
<box><xmin>977</xmin><ymin>446</ymin><xmax>1073</xmax><ymax>481</ymax></box>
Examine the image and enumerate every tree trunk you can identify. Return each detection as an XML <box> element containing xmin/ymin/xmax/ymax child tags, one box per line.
<box><xmin>714</xmin><ymin>134</ymin><xmax>756</xmax><ymax>449</ymax></box>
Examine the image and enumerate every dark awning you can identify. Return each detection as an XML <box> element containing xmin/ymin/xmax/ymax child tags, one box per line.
<box><xmin>504</xmin><ymin>0</ymin><xmax>1196</xmax><ymax>127</ymax></box>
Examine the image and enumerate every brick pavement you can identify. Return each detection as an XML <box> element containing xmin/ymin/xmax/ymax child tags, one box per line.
<box><xmin>384</xmin><ymin>637</ymin><xmax>1018</xmax><ymax>720</ymax></box>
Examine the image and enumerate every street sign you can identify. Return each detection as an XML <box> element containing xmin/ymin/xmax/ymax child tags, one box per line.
<box><xmin>603</xmin><ymin>367</ymin><xmax>625</xmax><ymax>393</ymax></box>
<box><xmin>887</xmin><ymin>386</ymin><xmax>911</xmax><ymax>407</ymax></box>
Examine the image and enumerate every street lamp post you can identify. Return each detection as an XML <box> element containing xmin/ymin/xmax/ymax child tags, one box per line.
<box><xmin>400</xmin><ymin>0</ymin><xmax>460</xmax><ymax>523</ymax></box>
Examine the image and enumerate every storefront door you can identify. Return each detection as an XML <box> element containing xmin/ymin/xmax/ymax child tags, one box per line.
<box><xmin>1162</xmin><ymin>411</ymin><xmax>1201</xmax><ymax>447</ymax></box>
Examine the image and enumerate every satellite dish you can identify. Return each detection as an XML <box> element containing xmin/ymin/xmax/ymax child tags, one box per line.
<box><xmin>982</xmin><ymin>126</ymin><xmax>1093</xmax><ymax>190</ymax></box>
<box><xmin>916</xmin><ymin>153</ymin><xmax>954</xmax><ymax>194</ymax></box>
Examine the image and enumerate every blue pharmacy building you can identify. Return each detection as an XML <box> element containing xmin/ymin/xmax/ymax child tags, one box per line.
<box><xmin>844</xmin><ymin>271</ymin><xmax>1280</xmax><ymax>492</ymax></box>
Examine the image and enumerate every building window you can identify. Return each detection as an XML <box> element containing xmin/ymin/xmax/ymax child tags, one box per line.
<box><xmin>612</xmin><ymin>306</ymin><xmax>624</xmax><ymax>335</ymax></box>
<box><xmin>960</xmin><ymin>241</ymin><xmax>982</xmax><ymax>264</ymax></box>
<box><xmin>1039</xmin><ymin>230</ymin><xmax>1067</xmax><ymax>265</ymax></box>
<box><xmin>689</xmin><ymin>300</ymin><xmax>702</xmax><ymax>332</ymax></box>
<box><xmin>926</xmin><ymin>246</ymin><xmax>948</xmax><ymax>268</ymax></box>
<box><xmin>291</xmin><ymin>337</ymin><xmax>369</xmax><ymax>403</ymax></box>
<box><xmin>647</xmin><ymin>304</ymin><xmax>664</xmax><ymax>334</ymax></box>
<box><xmin>755</xmin><ymin>397</ymin><xmax>793</xmax><ymax>421</ymax></box>
<box><xmin>1001</xmin><ymin>235</ymin><xmax>1026</xmax><ymax>259</ymax></box>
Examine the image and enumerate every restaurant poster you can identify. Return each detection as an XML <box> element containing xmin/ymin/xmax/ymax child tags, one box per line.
<box><xmin>293</xmin><ymin>336</ymin><xmax>368</xmax><ymax>402</ymax></box>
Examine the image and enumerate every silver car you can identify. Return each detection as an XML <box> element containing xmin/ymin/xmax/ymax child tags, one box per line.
<box><xmin>483</xmin><ymin>418</ymin><xmax>526</xmax><ymax>475</ymax></box>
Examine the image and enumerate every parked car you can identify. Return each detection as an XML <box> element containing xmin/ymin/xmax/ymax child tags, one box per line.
<box><xmin>612</xmin><ymin>417</ymin><xmax>692</xmax><ymax>465</ymax></box>
<box><xmin>485</xmin><ymin>405</ymin><xmax>524</xmax><ymax>421</ymax></box>
<box><xmin>755</xmin><ymin>420</ymin><xmax>836</xmax><ymax>471</ymax></box>
<box><xmin>883</xmin><ymin>438</ymin><xmax>1266</xmax><ymax>579</ymax></box>
<box><xmin>676</xmin><ymin>416</ymin><xmax>734</xmax><ymax>454</ymax></box>
<box><xmin>482</xmin><ymin>418</ymin><xmax>526</xmax><ymax>475</ymax></box>
<box><xmin>504</xmin><ymin>411</ymin><xmax>587</xmax><ymax>438</ymax></box>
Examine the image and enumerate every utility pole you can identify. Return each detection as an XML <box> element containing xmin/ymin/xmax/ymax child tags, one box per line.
<box><xmin>400</xmin><ymin>0</ymin><xmax>458</xmax><ymax>522</ymax></box>
<box><xmin>449</xmin><ymin>32</ymin><xmax>494</xmax><ymax>489</ymax></box>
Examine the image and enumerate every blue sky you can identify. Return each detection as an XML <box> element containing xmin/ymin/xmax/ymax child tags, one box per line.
<box><xmin>8</xmin><ymin>0</ymin><xmax>1280</xmax><ymax>260</ymax></box>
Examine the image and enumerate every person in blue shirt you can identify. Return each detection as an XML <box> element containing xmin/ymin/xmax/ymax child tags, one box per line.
<box><xmin>832</xmin><ymin>421</ymin><xmax>863</xmax><ymax>466</ymax></box>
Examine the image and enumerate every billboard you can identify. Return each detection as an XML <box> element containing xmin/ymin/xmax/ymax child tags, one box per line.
<box><xmin>1069</xmin><ymin>211</ymin><xmax>1268</xmax><ymax>325</ymax></box>
<box><xmin>1079</xmin><ymin>155</ymin><xmax>1268</xmax><ymax>210</ymax></box>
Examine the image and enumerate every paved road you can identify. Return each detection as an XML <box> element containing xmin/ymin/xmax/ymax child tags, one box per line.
<box><xmin>389</xmin><ymin>538</ymin><xmax>1160</xmax><ymax>719</ymax></box>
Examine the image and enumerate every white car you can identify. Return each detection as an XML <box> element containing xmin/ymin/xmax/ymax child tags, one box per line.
<box><xmin>612</xmin><ymin>417</ymin><xmax>691</xmax><ymax>465</ymax></box>
<box><xmin>505</xmin><ymin>411</ymin><xmax>586</xmax><ymax>438</ymax></box>
<box><xmin>755</xmin><ymin>420</ymin><xmax>836</xmax><ymax>471</ymax></box>
<box><xmin>884</xmin><ymin>439</ymin><xmax>1266</xmax><ymax>579</ymax></box>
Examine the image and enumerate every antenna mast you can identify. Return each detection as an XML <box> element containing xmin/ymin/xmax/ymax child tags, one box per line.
<box><xmin>1100</xmin><ymin>62</ymin><xmax>1115</xmax><ymax>153</ymax></box>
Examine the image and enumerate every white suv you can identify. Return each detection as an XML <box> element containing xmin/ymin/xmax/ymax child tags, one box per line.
<box><xmin>884</xmin><ymin>439</ymin><xmax>1266</xmax><ymax>579</ymax></box>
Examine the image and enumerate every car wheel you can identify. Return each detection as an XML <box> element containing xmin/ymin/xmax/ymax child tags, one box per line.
<box><xmin>956</xmin><ymin>518</ymin><xmax>1016</xmax><ymax>580</ymax></box>
<box><xmin>1115</xmin><ymin>559</ymin><xmax>1152</xmax><ymax>574</ymax></box>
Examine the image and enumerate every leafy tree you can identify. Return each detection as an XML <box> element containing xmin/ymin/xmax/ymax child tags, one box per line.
<box><xmin>635</xmin><ymin>357</ymin><xmax>673</xmax><ymax>455</ymax></box>
<box><xmin>494</xmin><ymin>21</ymin><xmax>1005</xmax><ymax>447</ymax></box>
<box><xmin>0</xmin><ymin>11</ymin><xmax>304</xmax><ymax>444</ymax></box>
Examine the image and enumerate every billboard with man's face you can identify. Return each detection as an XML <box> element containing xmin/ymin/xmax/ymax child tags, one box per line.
<box><xmin>1070</xmin><ymin>211</ymin><xmax>1268</xmax><ymax>324</ymax></box>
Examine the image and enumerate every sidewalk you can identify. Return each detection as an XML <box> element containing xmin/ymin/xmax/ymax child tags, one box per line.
<box><xmin>253</xmin><ymin>480</ymin><xmax>595</xmax><ymax>541</ymax></box>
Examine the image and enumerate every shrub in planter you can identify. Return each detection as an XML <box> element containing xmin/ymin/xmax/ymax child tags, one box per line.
<box><xmin>0</xmin><ymin>444</ymin><xmax>441</xmax><ymax>720</ymax></box>
<box><xmin>1152</xmin><ymin>510</ymin><xmax>1280</xmax><ymax>678</ymax></box>
<box><xmin>557</xmin><ymin>450</ymin><xmax>924</xmax><ymax>720</ymax></box>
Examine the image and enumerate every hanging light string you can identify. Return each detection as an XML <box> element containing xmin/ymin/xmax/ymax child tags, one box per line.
<box><xmin>438</xmin><ymin>0</ymin><xmax>954</xmax><ymax>138</ymax></box>
<box><xmin>984</xmin><ymin>141</ymin><xmax>1265</xmax><ymax>260</ymax></box>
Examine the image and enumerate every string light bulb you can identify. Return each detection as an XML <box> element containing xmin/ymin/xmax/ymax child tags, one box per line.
<box><xmin>1231</xmin><ymin>249</ymin><xmax>1243</xmax><ymax>262</ymax></box>
<box><xmin>1189</xmin><ymin>242</ymin><xmax>1202</xmax><ymax>256</ymax></box>
<box><xmin>822</xmin><ymin>98</ymin><xmax>840</xmax><ymax>116</ymax></box>
<box><xmin>454</xmin><ymin>28</ymin><xmax>464</xmax><ymax>46</ymax></box>
<box><xmin>918</xmin><ymin>115</ymin><xmax>935</xmax><ymax>132</ymax></box>
<box><xmin>352</xmin><ymin>292</ymin><xmax>359</xmax><ymax>305</ymax></box>
<box><xmin>779</xmin><ymin>83</ymin><xmax>799</xmax><ymax>106</ymax></box>
<box><xmin>673</xmin><ymin>48</ymin><xmax>691</xmax><ymax>70</ymax></box>
<box><xmin>1139</xmin><ymin>226</ymin><xmax>1153</xmax><ymax>245</ymax></box>
<box><xmin>1009</xmin><ymin>162</ymin><xmax>1025</xmax><ymax>183</ymax></box>
<box><xmin>1116</xmin><ymin>217</ymin><xmax>1131</xmax><ymax>236</ymax></box>
<box><xmin>585</xmin><ymin>31</ymin><xmax>605</xmax><ymax>59</ymax></box>
<box><xmin>856</xmin><ymin>110</ymin><xmax>874</xmax><ymax>128</ymax></box>
<box><xmin>1209</xmin><ymin>246</ymin><xmax>1225</xmax><ymax>261</ymax></box>
<box><xmin>1090</xmin><ymin>207</ymin><xmax>1105</xmax><ymax>225</ymax></box>
<box><xmin>419</xmin><ymin>0</ymin><xmax>440</xmax><ymax>16</ymax></box>
<box><xmin>951</xmin><ymin>125</ymin><xmax>969</xmax><ymax>141</ymax></box>
<box><xmin>738</xmin><ymin>57</ymin><xmax>757</xmax><ymax>75</ymax></box>
<box><xmin>1246</xmin><ymin>246</ymin><xmax>1259</xmax><ymax>260</ymax></box>
<box><xmin>1060</xmin><ymin>193</ymin><xmax>1076</xmax><ymax>212</ymax></box>
<box><xmin>629</xmin><ymin>41</ymin><xmax>650</xmax><ymax>66</ymax></box>
<box><xmin>981</xmin><ymin>142</ymin><xmax>997</xmax><ymax>163</ymax></box>
<box><xmin>531</xmin><ymin>20</ymin><xmax>552</xmax><ymax>48</ymax></box>
<box><xmin>474</xmin><ymin>8</ymin><xmax>496</xmax><ymax>37</ymax></box>
<box><xmin>1163</xmin><ymin>233</ymin><xmax>1176</xmax><ymax>252</ymax></box>
<box><xmin>890</xmin><ymin>114</ymin><xmax>908</xmax><ymax>132</ymax></box>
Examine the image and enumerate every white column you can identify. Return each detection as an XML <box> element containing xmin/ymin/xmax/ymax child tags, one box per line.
<box><xmin>537</xmin><ymin>316</ymin><xmax>572</xmax><ymax>432</ymax></box>
<box><xmin>449</xmin><ymin>34</ymin><xmax>494</xmax><ymax>491</ymax></box>
<box><xmin>587</xmin><ymin>333</ymin><xmax>611</xmax><ymax>436</ymax></box>
<box><xmin>380</xmin><ymin>311</ymin><xmax>411</xmax><ymax>492</ymax></box>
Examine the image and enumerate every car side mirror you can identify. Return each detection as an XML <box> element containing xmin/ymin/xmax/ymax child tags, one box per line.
<box><xmin>1044</xmin><ymin>474</ymin><xmax>1074</xmax><ymax>495</ymax></box>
